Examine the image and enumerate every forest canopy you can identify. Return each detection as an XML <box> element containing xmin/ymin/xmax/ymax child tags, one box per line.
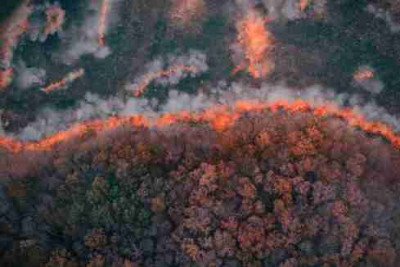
<box><xmin>1</xmin><ymin>105</ymin><xmax>400</xmax><ymax>266</ymax></box>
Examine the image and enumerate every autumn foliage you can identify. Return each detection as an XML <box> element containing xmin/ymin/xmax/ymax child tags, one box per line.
<box><xmin>1</xmin><ymin>106</ymin><xmax>400</xmax><ymax>266</ymax></box>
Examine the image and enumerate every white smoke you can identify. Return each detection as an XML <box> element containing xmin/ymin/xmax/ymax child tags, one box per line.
<box><xmin>18</xmin><ymin>92</ymin><xmax>125</xmax><ymax>140</ymax></box>
<box><xmin>356</xmin><ymin>102</ymin><xmax>400</xmax><ymax>132</ymax></box>
<box><xmin>356</xmin><ymin>78</ymin><xmax>384</xmax><ymax>95</ymax></box>
<box><xmin>126</xmin><ymin>50</ymin><xmax>209</xmax><ymax>92</ymax></box>
<box><xmin>0</xmin><ymin>110</ymin><xmax>4</xmax><ymax>135</ymax></box>
<box><xmin>15</xmin><ymin>61</ymin><xmax>46</xmax><ymax>89</ymax></box>
<box><xmin>53</xmin><ymin>0</ymin><xmax>121</xmax><ymax>65</ymax></box>
<box><xmin>352</xmin><ymin>65</ymin><xmax>384</xmax><ymax>95</ymax></box>
<box><xmin>260</xmin><ymin>0</ymin><xmax>302</xmax><ymax>21</ymax></box>
<box><xmin>232</xmin><ymin>0</ymin><xmax>327</xmax><ymax>21</ymax></box>
<box><xmin>0</xmin><ymin>0</ymin><xmax>32</xmax><ymax>69</ymax></box>
<box><xmin>13</xmin><ymin>79</ymin><xmax>400</xmax><ymax>140</ymax></box>
<box><xmin>158</xmin><ymin>50</ymin><xmax>209</xmax><ymax>85</ymax></box>
<box><xmin>54</xmin><ymin>16</ymin><xmax>110</xmax><ymax>64</ymax></box>
<box><xmin>160</xmin><ymin>82</ymin><xmax>400</xmax><ymax>133</ymax></box>
<box><xmin>26</xmin><ymin>2</ymin><xmax>65</xmax><ymax>43</ymax></box>
<box><xmin>367</xmin><ymin>4</ymin><xmax>400</xmax><ymax>33</ymax></box>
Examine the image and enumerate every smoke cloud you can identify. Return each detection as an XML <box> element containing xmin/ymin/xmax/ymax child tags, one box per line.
<box><xmin>0</xmin><ymin>110</ymin><xmax>4</xmax><ymax>136</ymax></box>
<box><xmin>367</xmin><ymin>4</ymin><xmax>400</xmax><ymax>33</ymax></box>
<box><xmin>259</xmin><ymin>0</ymin><xmax>302</xmax><ymax>21</ymax></box>
<box><xmin>0</xmin><ymin>0</ymin><xmax>32</xmax><ymax>69</ymax></box>
<box><xmin>15</xmin><ymin>61</ymin><xmax>46</xmax><ymax>89</ymax></box>
<box><xmin>17</xmin><ymin>92</ymin><xmax>123</xmax><ymax>140</ymax></box>
<box><xmin>11</xmin><ymin>80</ymin><xmax>400</xmax><ymax>140</ymax></box>
<box><xmin>27</xmin><ymin>2</ymin><xmax>65</xmax><ymax>43</ymax></box>
<box><xmin>53</xmin><ymin>0</ymin><xmax>121</xmax><ymax>65</ymax></box>
<box><xmin>350</xmin><ymin>65</ymin><xmax>384</xmax><ymax>94</ymax></box>
<box><xmin>125</xmin><ymin>50</ymin><xmax>209</xmax><ymax>95</ymax></box>
<box><xmin>1</xmin><ymin>1</ymin><xmax>399</xmax><ymax>146</ymax></box>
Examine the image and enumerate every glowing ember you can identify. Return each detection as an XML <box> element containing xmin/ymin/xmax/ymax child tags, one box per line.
<box><xmin>130</xmin><ymin>65</ymin><xmax>199</xmax><ymax>97</ymax></box>
<box><xmin>41</xmin><ymin>68</ymin><xmax>85</xmax><ymax>93</ymax></box>
<box><xmin>299</xmin><ymin>0</ymin><xmax>310</xmax><ymax>12</ymax></box>
<box><xmin>98</xmin><ymin>0</ymin><xmax>110</xmax><ymax>46</ymax></box>
<box><xmin>2</xmin><ymin>99</ymin><xmax>400</xmax><ymax>154</ymax></box>
<box><xmin>0</xmin><ymin>0</ymin><xmax>31</xmax><ymax>89</ymax></box>
<box><xmin>0</xmin><ymin>68</ymin><xmax>13</xmax><ymax>90</ymax></box>
<box><xmin>0</xmin><ymin>0</ymin><xmax>31</xmax><ymax>67</ymax></box>
<box><xmin>234</xmin><ymin>9</ymin><xmax>274</xmax><ymax>79</ymax></box>
<box><xmin>354</xmin><ymin>67</ymin><xmax>374</xmax><ymax>81</ymax></box>
<box><xmin>43</xmin><ymin>3</ymin><xmax>65</xmax><ymax>37</ymax></box>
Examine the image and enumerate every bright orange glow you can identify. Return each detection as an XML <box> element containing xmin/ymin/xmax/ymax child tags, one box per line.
<box><xmin>234</xmin><ymin>10</ymin><xmax>274</xmax><ymax>79</ymax></box>
<box><xmin>299</xmin><ymin>0</ymin><xmax>310</xmax><ymax>12</ymax></box>
<box><xmin>354</xmin><ymin>68</ymin><xmax>374</xmax><ymax>81</ymax></box>
<box><xmin>41</xmin><ymin>68</ymin><xmax>84</xmax><ymax>93</ymax></box>
<box><xmin>0</xmin><ymin>68</ymin><xmax>13</xmax><ymax>90</ymax></box>
<box><xmin>130</xmin><ymin>65</ymin><xmax>199</xmax><ymax>97</ymax></box>
<box><xmin>0</xmin><ymin>0</ymin><xmax>31</xmax><ymax>91</ymax></box>
<box><xmin>2</xmin><ymin>99</ymin><xmax>400</xmax><ymax>154</ymax></box>
<box><xmin>43</xmin><ymin>4</ymin><xmax>65</xmax><ymax>37</ymax></box>
<box><xmin>0</xmin><ymin>0</ymin><xmax>31</xmax><ymax>68</ymax></box>
<box><xmin>98</xmin><ymin>0</ymin><xmax>110</xmax><ymax>46</ymax></box>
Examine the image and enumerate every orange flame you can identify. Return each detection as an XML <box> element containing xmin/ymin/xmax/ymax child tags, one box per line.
<box><xmin>2</xmin><ymin>99</ymin><xmax>400</xmax><ymax>154</ymax></box>
<box><xmin>98</xmin><ymin>0</ymin><xmax>110</xmax><ymax>46</ymax></box>
<box><xmin>0</xmin><ymin>68</ymin><xmax>13</xmax><ymax>90</ymax></box>
<box><xmin>43</xmin><ymin>3</ymin><xmax>65</xmax><ymax>37</ymax></box>
<box><xmin>234</xmin><ymin>9</ymin><xmax>274</xmax><ymax>79</ymax></box>
<box><xmin>0</xmin><ymin>0</ymin><xmax>31</xmax><ymax>68</ymax></box>
<box><xmin>0</xmin><ymin>0</ymin><xmax>31</xmax><ymax>91</ymax></box>
<box><xmin>354</xmin><ymin>67</ymin><xmax>374</xmax><ymax>81</ymax></box>
<box><xmin>41</xmin><ymin>68</ymin><xmax>84</xmax><ymax>93</ymax></box>
<box><xmin>299</xmin><ymin>0</ymin><xmax>310</xmax><ymax>12</ymax></box>
<box><xmin>130</xmin><ymin>65</ymin><xmax>199</xmax><ymax>97</ymax></box>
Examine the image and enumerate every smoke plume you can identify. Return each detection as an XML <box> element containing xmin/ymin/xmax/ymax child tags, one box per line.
<box><xmin>52</xmin><ymin>0</ymin><xmax>121</xmax><ymax>65</ymax></box>
<box><xmin>15</xmin><ymin>61</ymin><xmax>46</xmax><ymax>89</ymax></box>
